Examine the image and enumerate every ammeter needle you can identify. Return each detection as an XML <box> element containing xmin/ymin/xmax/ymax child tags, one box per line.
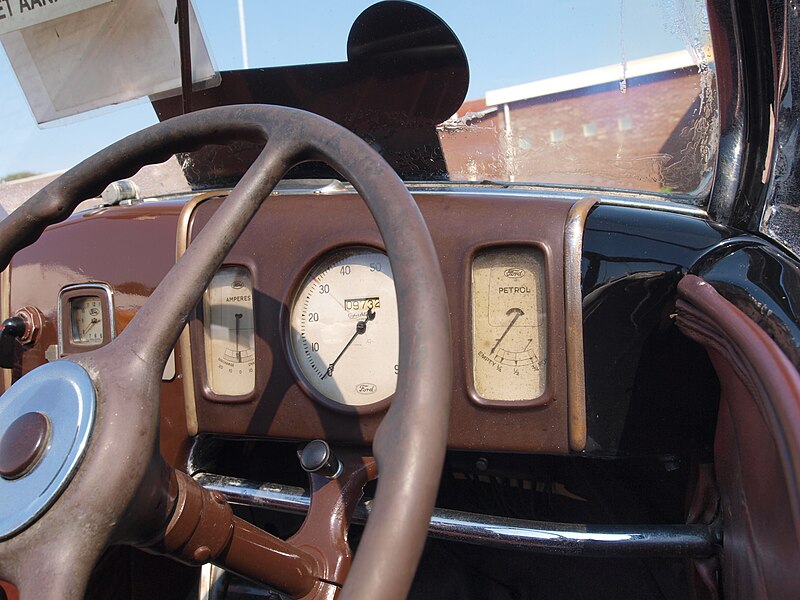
<box><xmin>234</xmin><ymin>313</ymin><xmax>243</xmax><ymax>362</ymax></box>
<box><xmin>491</xmin><ymin>307</ymin><xmax>524</xmax><ymax>354</ymax></box>
<box><xmin>322</xmin><ymin>308</ymin><xmax>375</xmax><ymax>379</ymax></box>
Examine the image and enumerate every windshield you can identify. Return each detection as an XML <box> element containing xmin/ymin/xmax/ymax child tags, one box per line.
<box><xmin>0</xmin><ymin>0</ymin><xmax>716</xmax><ymax>204</ymax></box>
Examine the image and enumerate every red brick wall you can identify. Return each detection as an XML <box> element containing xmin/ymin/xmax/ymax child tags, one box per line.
<box><xmin>439</xmin><ymin>69</ymin><xmax>713</xmax><ymax>193</ymax></box>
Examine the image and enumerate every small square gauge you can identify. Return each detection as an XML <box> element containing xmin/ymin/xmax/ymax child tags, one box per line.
<box><xmin>58</xmin><ymin>284</ymin><xmax>115</xmax><ymax>355</ymax></box>
<box><xmin>70</xmin><ymin>296</ymin><xmax>104</xmax><ymax>345</ymax></box>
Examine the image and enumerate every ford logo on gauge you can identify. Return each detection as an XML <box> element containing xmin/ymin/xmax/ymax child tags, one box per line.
<box><xmin>356</xmin><ymin>383</ymin><xmax>377</xmax><ymax>395</ymax></box>
<box><xmin>504</xmin><ymin>268</ymin><xmax>525</xmax><ymax>279</ymax></box>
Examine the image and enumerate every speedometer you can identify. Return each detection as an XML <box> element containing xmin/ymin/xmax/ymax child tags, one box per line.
<box><xmin>288</xmin><ymin>247</ymin><xmax>398</xmax><ymax>407</ymax></box>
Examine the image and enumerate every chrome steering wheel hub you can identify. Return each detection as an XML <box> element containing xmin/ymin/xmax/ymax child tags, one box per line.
<box><xmin>0</xmin><ymin>360</ymin><xmax>95</xmax><ymax>539</ymax></box>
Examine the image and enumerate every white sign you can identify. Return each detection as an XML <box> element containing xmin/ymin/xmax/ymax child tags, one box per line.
<box><xmin>1</xmin><ymin>0</ymin><xmax>218</xmax><ymax>123</ymax></box>
<box><xmin>0</xmin><ymin>0</ymin><xmax>112</xmax><ymax>36</ymax></box>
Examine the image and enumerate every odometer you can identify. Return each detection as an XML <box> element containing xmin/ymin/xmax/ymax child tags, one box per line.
<box><xmin>289</xmin><ymin>248</ymin><xmax>398</xmax><ymax>407</ymax></box>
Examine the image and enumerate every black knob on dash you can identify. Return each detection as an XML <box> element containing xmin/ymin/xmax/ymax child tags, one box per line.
<box><xmin>0</xmin><ymin>316</ymin><xmax>26</xmax><ymax>369</ymax></box>
<box><xmin>300</xmin><ymin>440</ymin><xmax>343</xmax><ymax>479</ymax></box>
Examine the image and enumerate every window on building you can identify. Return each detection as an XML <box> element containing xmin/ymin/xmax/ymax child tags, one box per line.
<box><xmin>618</xmin><ymin>116</ymin><xmax>634</xmax><ymax>131</ymax></box>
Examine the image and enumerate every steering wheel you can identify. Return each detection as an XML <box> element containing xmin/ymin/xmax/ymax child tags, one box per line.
<box><xmin>0</xmin><ymin>105</ymin><xmax>452</xmax><ymax>600</ymax></box>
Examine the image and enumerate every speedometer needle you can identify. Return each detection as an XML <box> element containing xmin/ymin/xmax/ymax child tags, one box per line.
<box><xmin>491</xmin><ymin>308</ymin><xmax>524</xmax><ymax>354</ymax></box>
<box><xmin>322</xmin><ymin>308</ymin><xmax>376</xmax><ymax>379</ymax></box>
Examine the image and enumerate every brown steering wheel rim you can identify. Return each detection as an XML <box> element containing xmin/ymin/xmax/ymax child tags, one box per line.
<box><xmin>0</xmin><ymin>105</ymin><xmax>452</xmax><ymax>600</ymax></box>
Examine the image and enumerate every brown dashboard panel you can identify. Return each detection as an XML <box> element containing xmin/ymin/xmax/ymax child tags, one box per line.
<box><xmin>186</xmin><ymin>192</ymin><xmax>580</xmax><ymax>453</ymax></box>
<box><xmin>4</xmin><ymin>190</ymin><xmax>584</xmax><ymax>457</ymax></box>
<box><xmin>5</xmin><ymin>200</ymin><xmax>194</xmax><ymax>466</ymax></box>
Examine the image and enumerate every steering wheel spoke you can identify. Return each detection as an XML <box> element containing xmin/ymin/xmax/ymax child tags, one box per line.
<box><xmin>289</xmin><ymin>449</ymin><xmax>378</xmax><ymax>586</ymax></box>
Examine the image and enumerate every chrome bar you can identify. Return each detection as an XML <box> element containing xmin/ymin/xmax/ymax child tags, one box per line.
<box><xmin>194</xmin><ymin>473</ymin><xmax>720</xmax><ymax>558</ymax></box>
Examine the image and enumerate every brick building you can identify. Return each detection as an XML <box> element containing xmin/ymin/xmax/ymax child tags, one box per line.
<box><xmin>438</xmin><ymin>51</ymin><xmax>715</xmax><ymax>194</ymax></box>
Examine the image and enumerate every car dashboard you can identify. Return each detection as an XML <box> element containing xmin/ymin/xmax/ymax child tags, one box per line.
<box><xmin>3</xmin><ymin>184</ymin><xmax>727</xmax><ymax>462</ymax></box>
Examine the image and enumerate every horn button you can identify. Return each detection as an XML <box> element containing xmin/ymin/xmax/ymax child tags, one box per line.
<box><xmin>0</xmin><ymin>411</ymin><xmax>50</xmax><ymax>479</ymax></box>
<box><xmin>0</xmin><ymin>360</ymin><xmax>95</xmax><ymax>539</ymax></box>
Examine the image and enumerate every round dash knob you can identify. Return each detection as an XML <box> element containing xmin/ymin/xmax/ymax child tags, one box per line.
<box><xmin>300</xmin><ymin>440</ymin><xmax>342</xmax><ymax>479</ymax></box>
<box><xmin>0</xmin><ymin>412</ymin><xmax>51</xmax><ymax>480</ymax></box>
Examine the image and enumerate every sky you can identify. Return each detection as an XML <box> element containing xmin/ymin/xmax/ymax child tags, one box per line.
<box><xmin>0</xmin><ymin>0</ymin><xmax>703</xmax><ymax>179</ymax></box>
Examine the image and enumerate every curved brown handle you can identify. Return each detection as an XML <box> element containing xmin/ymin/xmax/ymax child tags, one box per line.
<box><xmin>676</xmin><ymin>274</ymin><xmax>800</xmax><ymax>597</ymax></box>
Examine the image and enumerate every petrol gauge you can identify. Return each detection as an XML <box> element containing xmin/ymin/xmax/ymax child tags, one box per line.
<box><xmin>289</xmin><ymin>247</ymin><xmax>398</xmax><ymax>407</ymax></box>
<box><xmin>471</xmin><ymin>247</ymin><xmax>547</xmax><ymax>401</ymax></box>
<box><xmin>203</xmin><ymin>266</ymin><xmax>256</xmax><ymax>397</ymax></box>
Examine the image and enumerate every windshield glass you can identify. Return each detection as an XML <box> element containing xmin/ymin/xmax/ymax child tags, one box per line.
<box><xmin>0</xmin><ymin>0</ymin><xmax>716</xmax><ymax>204</ymax></box>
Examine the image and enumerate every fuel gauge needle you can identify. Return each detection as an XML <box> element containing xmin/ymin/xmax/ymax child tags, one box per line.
<box><xmin>491</xmin><ymin>308</ymin><xmax>524</xmax><ymax>354</ymax></box>
<box><xmin>322</xmin><ymin>308</ymin><xmax>376</xmax><ymax>379</ymax></box>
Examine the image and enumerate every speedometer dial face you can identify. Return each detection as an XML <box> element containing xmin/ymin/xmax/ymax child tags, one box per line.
<box><xmin>289</xmin><ymin>248</ymin><xmax>398</xmax><ymax>407</ymax></box>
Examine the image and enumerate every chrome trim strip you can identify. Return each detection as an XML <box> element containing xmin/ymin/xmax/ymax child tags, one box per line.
<box><xmin>595</xmin><ymin>196</ymin><xmax>707</xmax><ymax>218</ymax></box>
<box><xmin>564</xmin><ymin>198</ymin><xmax>596</xmax><ymax>451</ymax></box>
<box><xmin>195</xmin><ymin>473</ymin><xmax>720</xmax><ymax>558</ymax></box>
<box><xmin>309</xmin><ymin>184</ymin><xmax>709</xmax><ymax>218</ymax></box>
<box><xmin>137</xmin><ymin>181</ymin><xmax>710</xmax><ymax>218</ymax></box>
<box><xmin>143</xmin><ymin>183</ymin><xmax>709</xmax><ymax>218</ymax></box>
<box><xmin>56</xmin><ymin>282</ymin><xmax>115</xmax><ymax>356</ymax></box>
<box><xmin>362</xmin><ymin>185</ymin><xmax>709</xmax><ymax>219</ymax></box>
<box><xmin>191</xmin><ymin>181</ymin><xmax>709</xmax><ymax>219</ymax></box>
<box><xmin>409</xmin><ymin>184</ymin><xmax>708</xmax><ymax>216</ymax></box>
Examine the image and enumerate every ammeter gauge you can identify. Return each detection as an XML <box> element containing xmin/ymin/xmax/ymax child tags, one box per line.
<box><xmin>203</xmin><ymin>266</ymin><xmax>256</xmax><ymax>397</ymax></box>
<box><xmin>288</xmin><ymin>247</ymin><xmax>398</xmax><ymax>407</ymax></box>
<box><xmin>471</xmin><ymin>247</ymin><xmax>547</xmax><ymax>402</ymax></box>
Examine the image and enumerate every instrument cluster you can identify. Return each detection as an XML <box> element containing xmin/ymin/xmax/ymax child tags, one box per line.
<box><xmin>200</xmin><ymin>245</ymin><xmax>548</xmax><ymax>409</ymax></box>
